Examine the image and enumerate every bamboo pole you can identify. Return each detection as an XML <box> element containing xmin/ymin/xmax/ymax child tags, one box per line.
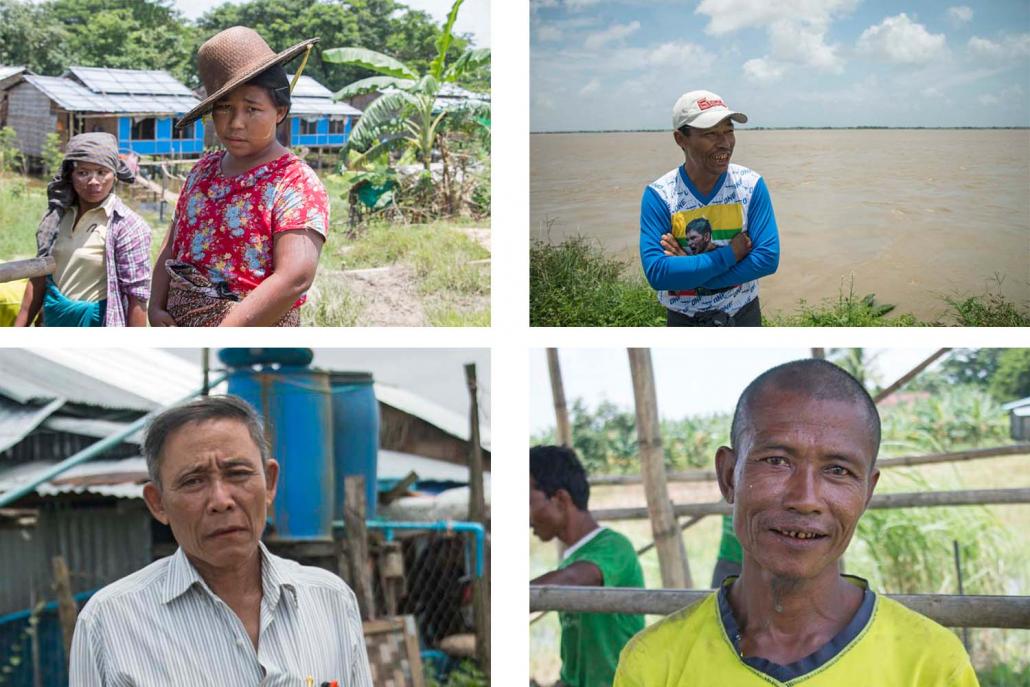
<box><xmin>529</xmin><ymin>586</ymin><xmax>1030</xmax><ymax>628</ymax></box>
<box><xmin>52</xmin><ymin>557</ymin><xmax>77</xmax><ymax>668</ymax></box>
<box><xmin>464</xmin><ymin>363</ymin><xmax>490</xmax><ymax>678</ymax></box>
<box><xmin>0</xmin><ymin>256</ymin><xmax>55</xmax><ymax>283</ymax></box>
<box><xmin>589</xmin><ymin>444</ymin><xmax>1030</xmax><ymax>486</ymax></box>
<box><xmin>811</xmin><ymin>348</ymin><xmax>825</xmax><ymax>359</ymax></box>
<box><xmin>873</xmin><ymin>348</ymin><xmax>950</xmax><ymax>404</ymax></box>
<box><xmin>592</xmin><ymin>487</ymin><xmax>1030</xmax><ymax>521</ymax></box>
<box><xmin>546</xmin><ymin>348</ymin><xmax>573</xmax><ymax>447</ymax></box>
<box><xmin>627</xmin><ymin>348</ymin><xmax>691</xmax><ymax>588</ymax></box>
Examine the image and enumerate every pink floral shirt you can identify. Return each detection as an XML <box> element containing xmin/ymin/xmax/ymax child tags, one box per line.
<box><xmin>171</xmin><ymin>150</ymin><xmax>328</xmax><ymax>302</ymax></box>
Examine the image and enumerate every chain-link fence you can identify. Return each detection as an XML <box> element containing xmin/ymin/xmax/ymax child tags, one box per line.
<box><xmin>0</xmin><ymin>591</ymin><xmax>96</xmax><ymax>687</ymax></box>
<box><xmin>369</xmin><ymin>525</ymin><xmax>486</xmax><ymax>677</ymax></box>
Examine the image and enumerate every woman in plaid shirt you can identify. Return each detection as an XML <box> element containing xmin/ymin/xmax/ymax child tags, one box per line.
<box><xmin>14</xmin><ymin>133</ymin><xmax>152</xmax><ymax>327</ymax></box>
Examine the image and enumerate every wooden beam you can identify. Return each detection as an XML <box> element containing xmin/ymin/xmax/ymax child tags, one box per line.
<box><xmin>344</xmin><ymin>476</ymin><xmax>375</xmax><ymax>620</ymax></box>
<box><xmin>589</xmin><ymin>444</ymin><xmax>1030</xmax><ymax>486</ymax></box>
<box><xmin>529</xmin><ymin>586</ymin><xmax>1030</xmax><ymax>628</ymax></box>
<box><xmin>546</xmin><ymin>348</ymin><xmax>573</xmax><ymax>447</ymax></box>
<box><xmin>874</xmin><ymin>348</ymin><xmax>950</xmax><ymax>404</ymax></box>
<box><xmin>627</xmin><ymin>348</ymin><xmax>691</xmax><ymax>588</ymax></box>
<box><xmin>592</xmin><ymin>487</ymin><xmax>1030</xmax><ymax>521</ymax></box>
<box><xmin>0</xmin><ymin>256</ymin><xmax>55</xmax><ymax>283</ymax></box>
<box><xmin>52</xmin><ymin>556</ymin><xmax>78</xmax><ymax>668</ymax></box>
<box><xmin>464</xmin><ymin>363</ymin><xmax>490</xmax><ymax>679</ymax></box>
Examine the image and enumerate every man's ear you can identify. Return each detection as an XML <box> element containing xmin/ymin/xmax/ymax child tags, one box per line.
<box><xmin>143</xmin><ymin>482</ymin><xmax>169</xmax><ymax>525</ymax></box>
<box><xmin>865</xmin><ymin>467</ymin><xmax>880</xmax><ymax>508</ymax></box>
<box><xmin>264</xmin><ymin>458</ymin><xmax>280</xmax><ymax>507</ymax></box>
<box><xmin>715</xmin><ymin>446</ymin><xmax>738</xmax><ymax>504</ymax></box>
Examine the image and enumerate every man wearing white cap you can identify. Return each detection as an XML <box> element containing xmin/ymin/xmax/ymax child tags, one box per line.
<box><xmin>639</xmin><ymin>90</ymin><xmax>780</xmax><ymax>326</ymax></box>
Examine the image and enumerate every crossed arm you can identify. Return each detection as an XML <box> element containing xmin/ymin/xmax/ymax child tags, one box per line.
<box><xmin>639</xmin><ymin>178</ymin><xmax>780</xmax><ymax>292</ymax></box>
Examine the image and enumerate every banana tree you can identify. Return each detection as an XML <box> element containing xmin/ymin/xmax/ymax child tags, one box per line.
<box><xmin>323</xmin><ymin>0</ymin><xmax>490</xmax><ymax>171</ymax></box>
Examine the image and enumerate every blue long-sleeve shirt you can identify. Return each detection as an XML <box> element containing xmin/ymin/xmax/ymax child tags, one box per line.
<box><xmin>640</xmin><ymin>168</ymin><xmax>780</xmax><ymax>292</ymax></box>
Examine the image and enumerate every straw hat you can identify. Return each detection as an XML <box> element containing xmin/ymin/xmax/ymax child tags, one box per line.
<box><xmin>176</xmin><ymin>26</ymin><xmax>318</xmax><ymax>129</ymax></box>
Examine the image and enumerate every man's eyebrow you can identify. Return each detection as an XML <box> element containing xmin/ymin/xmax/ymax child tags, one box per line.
<box><xmin>173</xmin><ymin>463</ymin><xmax>209</xmax><ymax>481</ymax></box>
<box><xmin>218</xmin><ymin>457</ymin><xmax>257</xmax><ymax>469</ymax></box>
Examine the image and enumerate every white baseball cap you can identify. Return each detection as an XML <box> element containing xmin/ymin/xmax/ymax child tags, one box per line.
<box><xmin>672</xmin><ymin>90</ymin><xmax>748</xmax><ymax>130</ymax></box>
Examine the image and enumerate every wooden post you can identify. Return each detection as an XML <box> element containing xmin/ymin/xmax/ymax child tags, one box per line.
<box><xmin>344</xmin><ymin>476</ymin><xmax>375</xmax><ymax>620</ymax></box>
<box><xmin>546</xmin><ymin>348</ymin><xmax>573</xmax><ymax>447</ymax></box>
<box><xmin>811</xmin><ymin>348</ymin><xmax>825</xmax><ymax>359</ymax></box>
<box><xmin>874</xmin><ymin>349</ymin><xmax>950</xmax><ymax>404</ymax></box>
<box><xmin>51</xmin><ymin>556</ymin><xmax>78</xmax><ymax>667</ymax></box>
<box><xmin>626</xmin><ymin>348</ymin><xmax>691</xmax><ymax>588</ymax></box>
<box><xmin>464</xmin><ymin>363</ymin><xmax>490</xmax><ymax>678</ymax></box>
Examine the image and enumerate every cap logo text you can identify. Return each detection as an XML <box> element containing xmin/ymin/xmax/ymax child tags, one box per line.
<box><xmin>696</xmin><ymin>97</ymin><xmax>726</xmax><ymax>111</ymax></box>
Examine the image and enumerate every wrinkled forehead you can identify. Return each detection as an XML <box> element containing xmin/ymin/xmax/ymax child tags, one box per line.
<box><xmin>742</xmin><ymin>386</ymin><xmax>878</xmax><ymax>454</ymax></box>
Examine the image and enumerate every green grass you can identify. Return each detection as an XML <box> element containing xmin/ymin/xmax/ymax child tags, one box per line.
<box><xmin>300</xmin><ymin>270</ymin><xmax>365</xmax><ymax>327</ymax></box>
<box><xmin>0</xmin><ymin>175</ymin><xmax>46</xmax><ymax>260</ymax></box>
<box><xmin>530</xmin><ymin>237</ymin><xmax>665</xmax><ymax>326</ymax></box>
<box><xmin>530</xmin><ymin>237</ymin><xmax>1029</xmax><ymax>327</ymax></box>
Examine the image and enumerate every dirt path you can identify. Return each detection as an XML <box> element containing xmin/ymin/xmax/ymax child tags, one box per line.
<box><xmin>343</xmin><ymin>264</ymin><xmax>428</xmax><ymax>326</ymax></box>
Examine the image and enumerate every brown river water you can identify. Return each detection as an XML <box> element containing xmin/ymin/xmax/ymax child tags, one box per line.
<box><xmin>530</xmin><ymin>130</ymin><xmax>1030</xmax><ymax>320</ymax></box>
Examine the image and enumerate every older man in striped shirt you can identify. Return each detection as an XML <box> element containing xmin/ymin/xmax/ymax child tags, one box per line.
<box><xmin>69</xmin><ymin>395</ymin><xmax>373</xmax><ymax>687</ymax></box>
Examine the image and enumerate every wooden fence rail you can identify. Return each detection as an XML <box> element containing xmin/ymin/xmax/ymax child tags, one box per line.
<box><xmin>589</xmin><ymin>445</ymin><xmax>1030</xmax><ymax>486</ymax></box>
<box><xmin>529</xmin><ymin>586</ymin><xmax>1030</xmax><ymax>629</ymax></box>
<box><xmin>592</xmin><ymin>487</ymin><xmax>1030</xmax><ymax>521</ymax></box>
<box><xmin>0</xmin><ymin>256</ymin><xmax>55</xmax><ymax>284</ymax></box>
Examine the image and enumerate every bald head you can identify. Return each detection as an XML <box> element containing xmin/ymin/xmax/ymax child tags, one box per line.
<box><xmin>730</xmin><ymin>359</ymin><xmax>881</xmax><ymax>461</ymax></box>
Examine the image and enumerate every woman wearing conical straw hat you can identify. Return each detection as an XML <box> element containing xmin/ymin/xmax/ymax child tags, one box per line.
<box><xmin>149</xmin><ymin>27</ymin><xmax>328</xmax><ymax>327</ymax></box>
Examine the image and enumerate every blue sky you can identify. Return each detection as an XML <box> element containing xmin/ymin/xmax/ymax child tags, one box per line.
<box><xmin>531</xmin><ymin>0</ymin><xmax>1030</xmax><ymax>130</ymax></box>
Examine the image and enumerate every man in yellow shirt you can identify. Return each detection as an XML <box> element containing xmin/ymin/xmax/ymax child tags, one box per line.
<box><xmin>615</xmin><ymin>359</ymin><xmax>979</xmax><ymax>687</ymax></box>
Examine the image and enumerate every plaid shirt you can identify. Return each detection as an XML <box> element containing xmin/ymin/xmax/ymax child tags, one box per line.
<box><xmin>102</xmin><ymin>195</ymin><xmax>152</xmax><ymax>326</ymax></box>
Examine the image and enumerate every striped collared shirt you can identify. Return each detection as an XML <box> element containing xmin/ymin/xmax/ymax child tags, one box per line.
<box><xmin>70</xmin><ymin>542</ymin><xmax>373</xmax><ymax>687</ymax></box>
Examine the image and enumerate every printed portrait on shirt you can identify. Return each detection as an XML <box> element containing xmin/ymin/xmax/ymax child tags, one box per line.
<box><xmin>670</xmin><ymin>204</ymin><xmax>744</xmax><ymax>255</ymax></box>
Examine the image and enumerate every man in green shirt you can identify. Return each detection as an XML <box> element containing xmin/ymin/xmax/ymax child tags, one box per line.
<box><xmin>530</xmin><ymin>445</ymin><xmax>645</xmax><ymax>687</ymax></box>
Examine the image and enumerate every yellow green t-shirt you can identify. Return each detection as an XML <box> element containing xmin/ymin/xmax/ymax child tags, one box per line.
<box><xmin>614</xmin><ymin>576</ymin><xmax>979</xmax><ymax>687</ymax></box>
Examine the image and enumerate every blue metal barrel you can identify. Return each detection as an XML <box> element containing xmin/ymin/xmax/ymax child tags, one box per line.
<box><xmin>218</xmin><ymin>348</ymin><xmax>314</xmax><ymax>368</ymax></box>
<box><xmin>329</xmin><ymin>372</ymin><xmax>379</xmax><ymax>519</ymax></box>
<box><xmin>226</xmin><ymin>366</ymin><xmax>333</xmax><ymax>539</ymax></box>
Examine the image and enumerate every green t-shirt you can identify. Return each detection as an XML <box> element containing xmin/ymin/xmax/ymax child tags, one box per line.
<box><xmin>557</xmin><ymin>527</ymin><xmax>646</xmax><ymax>687</ymax></box>
<box><xmin>717</xmin><ymin>514</ymin><xmax>743</xmax><ymax>564</ymax></box>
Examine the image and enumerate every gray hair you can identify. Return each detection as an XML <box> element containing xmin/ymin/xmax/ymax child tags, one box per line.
<box><xmin>143</xmin><ymin>395</ymin><xmax>269</xmax><ymax>487</ymax></box>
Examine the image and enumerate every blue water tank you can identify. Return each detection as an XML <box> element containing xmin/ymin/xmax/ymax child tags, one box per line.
<box><xmin>218</xmin><ymin>348</ymin><xmax>314</xmax><ymax>368</ymax></box>
<box><xmin>329</xmin><ymin>372</ymin><xmax>379</xmax><ymax>519</ymax></box>
<box><xmin>227</xmin><ymin>366</ymin><xmax>333</xmax><ymax>539</ymax></box>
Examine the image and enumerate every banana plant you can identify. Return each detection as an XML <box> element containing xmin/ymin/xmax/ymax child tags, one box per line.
<box><xmin>324</xmin><ymin>0</ymin><xmax>490</xmax><ymax>171</ymax></box>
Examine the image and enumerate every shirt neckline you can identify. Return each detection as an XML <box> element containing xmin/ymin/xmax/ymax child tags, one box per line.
<box><xmin>216</xmin><ymin>149</ymin><xmax>293</xmax><ymax>180</ymax></box>
<box><xmin>678</xmin><ymin>164</ymin><xmax>727</xmax><ymax>205</ymax></box>
<box><xmin>562</xmin><ymin>526</ymin><xmax>606</xmax><ymax>561</ymax></box>
<box><xmin>717</xmin><ymin>574</ymin><xmax>876</xmax><ymax>683</ymax></box>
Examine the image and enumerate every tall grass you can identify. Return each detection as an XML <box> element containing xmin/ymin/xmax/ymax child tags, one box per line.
<box><xmin>0</xmin><ymin>175</ymin><xmax>45</xmax><ymax>259</ymax></box>
<box><xmin>530</xmin><ymin>237</ymin><xmax>665</xmax><ymax>327</ymax></box>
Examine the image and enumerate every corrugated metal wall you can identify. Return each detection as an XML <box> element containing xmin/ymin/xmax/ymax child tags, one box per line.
<box><xmin>1</xmin><ymin>430</ymin><xmax>138</xmax><ymax>464</ymax></box>
<box><xmin>6</xmin><ymin>82</ymin><xmax>55</xmax><ymax>157</ymax></box>
<box><xmin>0</xmin><ymin>500</ymin><xmax>151</xmax><ymax>615</ymax></box>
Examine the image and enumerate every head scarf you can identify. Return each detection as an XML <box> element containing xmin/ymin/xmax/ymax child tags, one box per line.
<box><xmin>35</xmin><ymin>133</ymin><xmax>136</xmax><ymax>257</ymax></box>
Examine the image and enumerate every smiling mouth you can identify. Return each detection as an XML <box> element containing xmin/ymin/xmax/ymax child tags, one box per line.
<box><xmin>712</xmin><ymin>152</ymin><xmax>730</xmax><ymax>163</ymax></box>
<box><xmin>770</xmin><ymin>527</ymin><xmax>827</xmax><ymax>541</ymax></box>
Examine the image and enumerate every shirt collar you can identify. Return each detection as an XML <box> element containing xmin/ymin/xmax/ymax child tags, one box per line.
<box><xmin>70</xmin><ymin>192</ymin><xmax>119</xmax><ymax>222</ymax></box>
<box><xmin>561</xmin><ymin>526</ymin><xmax>605</xmax><ymax>561</ymax></box>
<box><xmin>161</xmin><ymin>541</ymin><xmax>296</xmax><ymax>609</ymax></box>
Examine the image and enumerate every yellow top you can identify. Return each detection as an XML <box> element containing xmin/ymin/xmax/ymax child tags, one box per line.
<box><xmin>51</xmin><ymin>193</ymin><xmax>116</xmax><ymax>302</ymax></box>
<box><xmin>614</xmin><ymin>582</ymin><xmax>980</xmax><ymax>687</ymax></box>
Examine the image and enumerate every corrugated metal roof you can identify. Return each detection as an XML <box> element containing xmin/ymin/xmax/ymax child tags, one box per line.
<box><xmin>374</xmin><ymin>383</ymin><xmax>491</xmax><ymax>451</ymax></box>
<box><xmin>0</xmin><ymin>65</ymin><xmax>26</xmax><ymax>89</ymax></box>
<box><xmin>41</xmin><ymin>417</ymin><xmax>142</xmax><ymax>444</ymax></box>
<box><xmin>288</xmin><ymin>74</ymin><xmax>332</xmax><ymax>99</ymax></box>
<box><xmin>290</xmin><ymin>98</ymin><xmax>363</xmax><ymax>116</ymax></box>
<box><xmin>0</xmin><ymin>350</ymin><xmax>158</xmax><ymax>412</ymax></box>
<box><xmin>0</xmin><ymin>397</ymin><xmax>65</xmax><ymax>454</ymax></box>
<box><xmin>24</xmin><ymin>74</ymin><xmax>199</xmax><ymax>115</ymax></box>
<box><xmin>1002</xmin><ymin>397</ymin><xmax>1030</xmax><ymax>411</ymax></box>
<box><xmin>0</xmin><ymin>457</ymin><xmax>147</xmax><ymax>500</ymax></box>
<box><xmin>67</xmin><ymin>67</ymin><xmax>194</xmax><ymax>97</ymax></box>
<box><xmin>379</xmin><ymin>449</ymin><xmax>479</xmax><ymax>483</ymax></box>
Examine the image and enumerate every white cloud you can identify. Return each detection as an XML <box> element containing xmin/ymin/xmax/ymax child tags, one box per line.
<box><xmin>743</xmin><ymin>57</ymin><xmax>785</xmax><ymax>83</ymax></box>
<box><xmin>857</xmin><ymin>14</ymin><xmax>947</xmax><ymax>64</ymax></box>
<box><xmin>605</xmin><ymin>42</ymin><xmax>714</xmax><ymax>72</ymax></box>
<box><xmin>695</xmin><ymin>0</ymin><xmax>858</xmax><ymax>36</ymax></box>
<box><xmin>978</xmin><ymin>93</ymin><xmax>1000</xmax><ymax>106</ymax></box>
<box><xmin>768</xmin><ymin>19</ymin><xmax>843</xmax><ymax>72</ymax></box>
<box><xmin>579</xmin><ymin>78</ymin><xmax>600</xmax><ymax>96</ymax></box>
<box><xmin>584</xmin><ymin>20</ymin><xmax>640</xmax><ymax>50</ymax></box>
<box><xmin>968</xmin><ymin>34</ymin><xmax>1030</xmax><ymax>60</ymax></box>
<box><xmin>537</xmin><ymin>25</ymin><xmax>563</xmax><ymax>42</ymax></box>
<box><xmin>566</xmin><ymin>0</ymin><xmax>601</xmax><ymax>9</ymax></box>
<box><xmin>946</xmin><ymin>6</ymin><xmax>973</xmax><ymax>26</ymax></box>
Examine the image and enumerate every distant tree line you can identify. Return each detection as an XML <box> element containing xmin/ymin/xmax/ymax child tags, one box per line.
<box><xmin>0</xmin><ymin>0</ymin><xmax>475</xmax><ymax>94</ymax></box>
